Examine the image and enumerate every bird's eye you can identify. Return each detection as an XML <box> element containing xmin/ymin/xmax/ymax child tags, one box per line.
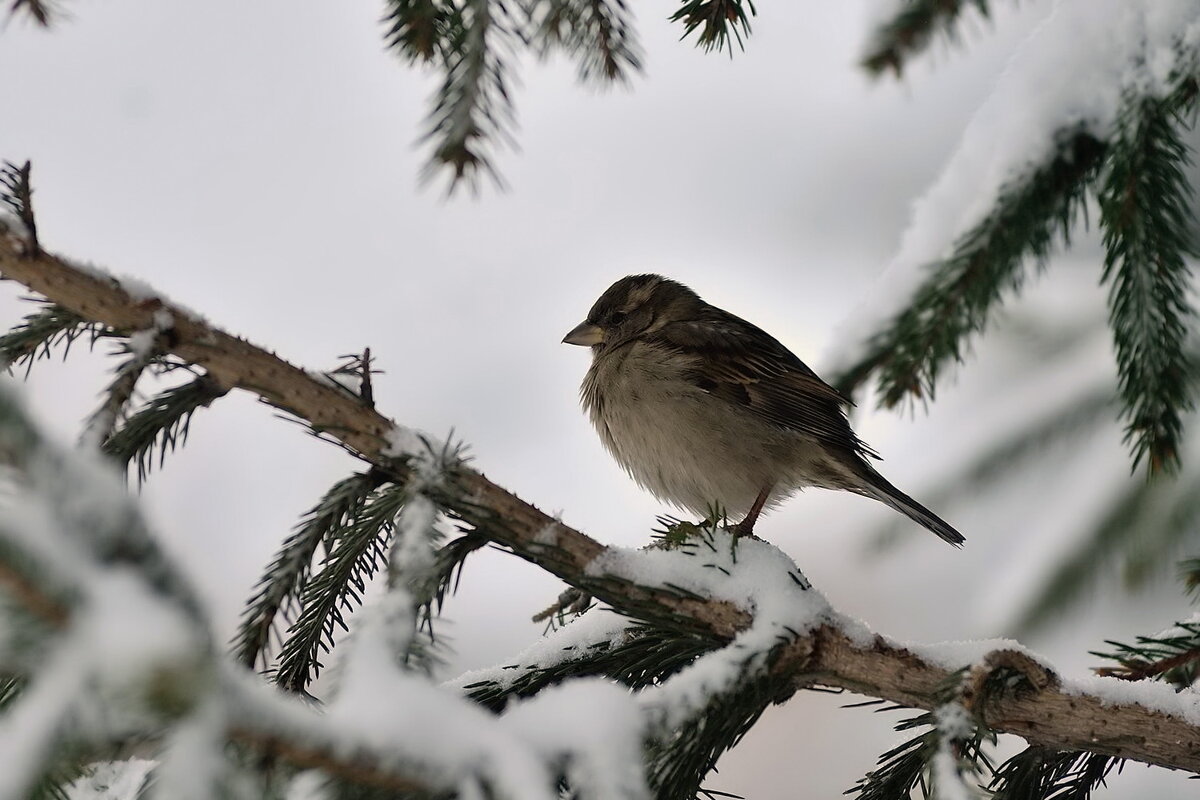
<box><xmin>609</xmin><ymin>311</ymin><xmax>627</xmax><ymax>325</ymax></box>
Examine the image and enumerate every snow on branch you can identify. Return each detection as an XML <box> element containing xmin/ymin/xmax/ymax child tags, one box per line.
<box><xmin>0</xmin><ymin>346</ymin><xmax>644</xmax><ymax>800</ymax></box>
<box><xmin>3</xmin><ymin>226</ymin><xmax>1200</xmax><ymax>778</ymax></box>
<box><xmin>833</xmin><ymin>0</ymin><xmax>1200</xmax><ymax>475</ymax></box>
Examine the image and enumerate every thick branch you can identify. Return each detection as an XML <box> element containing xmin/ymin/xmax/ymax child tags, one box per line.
<box><xmin>781</xmin><ymin>628</ymin><xmax>1200</xmax><ymax>773</ymax></box>
<box><xmin>228</xmin><ymin>725</ymin><xmax>427</xmax><ymax>794</ymax></box>
<box><xmin>2</xmin><ymin>238</ymin><xmax>1199</xmax><ymax>773</ymax></box>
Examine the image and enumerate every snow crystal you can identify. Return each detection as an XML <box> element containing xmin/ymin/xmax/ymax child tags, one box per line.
<box><xmin>829</xmin><ymin>0</ymin><xmax>1200</xmax><ymax>370</ymax></box>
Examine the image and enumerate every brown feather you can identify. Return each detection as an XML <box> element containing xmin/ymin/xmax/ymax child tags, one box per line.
<box><xmin>648</xmin><ymin>306</ymin><xmax>880</xmax><ymax>460</ymax></box>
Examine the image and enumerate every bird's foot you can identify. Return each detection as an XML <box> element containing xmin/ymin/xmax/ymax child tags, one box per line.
<box><xmin>729</xmin><ymin>519</ymin><xmax>764</xmax><ymax>541</ymax></box>
<box><xmin>730</xmin><ymin>518</ymin><xmax>754</xmax><ymax>538</ymax></box>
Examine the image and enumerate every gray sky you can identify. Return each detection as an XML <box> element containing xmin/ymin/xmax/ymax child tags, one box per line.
<box><xmin>0</xmin><ymin>2</ymin><xmax>1191</xmax><ymax>796</ymax></box>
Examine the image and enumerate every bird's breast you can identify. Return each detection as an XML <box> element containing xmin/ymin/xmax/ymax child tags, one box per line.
<box><xmin>579</xmin><ymin>344</ymin><xmax>803</xmax><ymax>516</ymax></box>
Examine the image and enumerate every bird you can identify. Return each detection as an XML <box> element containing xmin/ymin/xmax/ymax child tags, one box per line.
<box><xmin>562</xmin><ymin>274</ymin><xmax>964</xmax><ymax>546</ymax></box>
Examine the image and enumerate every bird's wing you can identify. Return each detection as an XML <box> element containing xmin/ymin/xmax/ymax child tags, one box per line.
<box><xmin>652</xmin><ymin>307</ymin><xmax>878</xmax><ymax>458</ymax></box>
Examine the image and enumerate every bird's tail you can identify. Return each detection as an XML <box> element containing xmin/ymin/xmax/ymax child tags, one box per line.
<box><xmin>858</xmin><ymin>466</ymin><xmax>965</xmax><ymax>547</ymax></box>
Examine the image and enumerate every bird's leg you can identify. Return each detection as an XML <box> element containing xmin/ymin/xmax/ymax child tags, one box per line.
<box><xmin>732</xmin><ymin>486</ymin><xmax>771</xmax><ymax>537</ymax></box>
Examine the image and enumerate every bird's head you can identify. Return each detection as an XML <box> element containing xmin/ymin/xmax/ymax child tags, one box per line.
<box><xmin>562</xmin><ymin>274</ymin><xmax>701</xmax><ymax>351</ymax></box>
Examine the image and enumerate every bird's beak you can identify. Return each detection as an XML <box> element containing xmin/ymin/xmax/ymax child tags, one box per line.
<box><xmin>562</xmin><ymin>321</ymin><xmax>605</xmax><ymax>346</ymax></box>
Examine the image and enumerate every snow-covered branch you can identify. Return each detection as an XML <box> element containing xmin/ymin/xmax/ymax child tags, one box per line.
<box><xmin>2</xmin><ymin>235</ymin><xmax>1200</xmax><ymax>776</ymax></box>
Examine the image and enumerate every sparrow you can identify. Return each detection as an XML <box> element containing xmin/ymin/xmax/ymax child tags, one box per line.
<box><xmin>562</xmin><ymin>274</ymin><xmax>963</xmax><ymax>545</ymax></box>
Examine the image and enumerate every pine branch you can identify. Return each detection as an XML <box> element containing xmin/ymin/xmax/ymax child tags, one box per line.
<box><xmin>847</xmin><ymin>667</ymin><xmax>999</xmax><ymax>800</ymax></box>
<box><xmin>1</xmin><ymin>160</ymin><xmax>39</xmax><ymax>255</ymax></box>
<box><xmin>861</xmin><ymin>0</ymin><xmax>992</xmax><ymax>77</ymax></box>
<box><xmin>1183</xmin><ymin>557</ymin><xmax>1200</xmax><ymax>599</ymax></box>
<box><xmin>848</xmin><ymin>717</ymin><xmax>936</xmax><ymax>800</ymax></box>
<box><xmin>419</xmin><ymin>0</ymin><xmax>520</xmax><ymax>191</ymax></box>
<box><xmin>669</xmin><ymin>0</ymin><xmax>756</xmax><ymax>54</ymax></box>
<box><xmin>1098</xmin><ymin>94</ymin><xmax>1198</xmax><ymax>474</ymax></box>
<box><xmin>0</xmin><ymin>302</ymin><xmax>100</xmax><ymax>374</ymax></box>
<box><xmin>273</xmin><ymin>483</ymin><xmax>407</xmax><ymax>693</ymax></box>
<box><xmin>6</xmin><ymin>0</ymin><xmax>59</xmax><ymax>27</ymax></box>
<box><xmin>383</xmin><ymin>0</ymin><xmax>457</xmax><ymax>63</ymax></box>
<box><xmin>530</xmin><ymin>0</ymin><xmax>642</xmax><ymax>82</ymax></box>
<box><xmin>225</xmin><ymin>724</ymin><xmax>428</xmax><ymax>795</ymax></box>
<box><xmin>464</xmin><ymin>621</ymin><xmax>716</xmax><ymax>712</ymax></box>
<box><xmin>0</xmin><ymin>375</ymin><xmax>201</xmax><ymax>617</ymax></box>
<box><xmin>232</xmin><ymin>470</ymin><xmax>386</xmax><ymax>671</ymax></box>
<box><xmin>0</xmin><ymin>374</ymin><xmax>609</xmax><ymax>800</ymax></box>
<box><xmin>1093</xmin><ymin>617</ymin><xmax>1200</xmax><ymax>688</ymax></box>
<box><xmin>988</xmin><ymin>748</ymin><xmax>1116</xmax><ymax>800</ymax></box>
<box><xmin>80</xmin><ymin>352</ymin><xmax>156</xmax><ymax>451</ymax></box>
<box><xmin>832</xmin><ymin>131</ymin><xmax>1105</xmax><ymax>404</ymax></box>
<box><xmin>7</xmin><ymin>236</ymin><xmax>1200</xmax><ymax>773</ymax></box>
<box><xmin>0</xmin><ymin>538</ymin><xmax>71</xmax><ymax>629</ymax></box>
<box><xmin>384</xmin><ymin>0</ymin><xmax>644</xmax><ymax>188</ymax></box>
<box><xmin>99</xmin><ymin>373</ymin><xmax>227</xmax><ymax>481</ymax></box>
<box><xmin>647</xmin><ymin>669</ymin><xmax>782</xmax><ymax>800</ymax></box>
<box><xmin>425</xmin><ymin>530</ymin><xmax>487</xmax><ymax>621</ymax></box>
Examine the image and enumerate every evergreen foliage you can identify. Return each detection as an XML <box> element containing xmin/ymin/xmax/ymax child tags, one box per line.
<box><xmin>668</xmin><ymin>0</ymin><xmax>756</xmax><ymax>54</ymax></box>
<box><xmin>5</xmin><ymin>0</ymin><xmax>57</xmax><ymax>27</ymax></box>
<box><xmin>861</xmin><ymin>0</ymin><xmax>993</xmax><ymax>76</ymax></box>
<box><xmin>0</xmin><ymin>301</ymin><xmax>100</xmax><ymax>373</ymax></box>
<box><xmin>379</xmin><ymin>0</ymin><xmax>754</xmax><ymax>188</ymax></box>
<box><xmin>1092</xmin><ymin>614</ymin><xmax>1200</xmax><ymax>687</ymax></box>
<box><xmin>99</xmin><ymin>373</ymin><xmax>228</xmax><ymax>482</ymax></box>
<box><xmin>272</xmin><ymin>480</ymin><xmax>410</xmax><ymax>692</ymax></box>
<box><xmin>233</xmin><ymin>470</ymin><xmax>386</xmax><ymax>672</ymax></box>
<box><xmin>868</xmin><ymin>329</ymin><xmax>1200</xmax><ymax>632</ymax></box>
<box><xmin>987</xmin><ymin>749</ymin><xmax>1116</xmax><ymax>800</ymax></box>
<box><xmin>833</xmin><ymin>43</ymin><xmax>1200</xmax><ymax>481</ymax></box>
<box><xmin>1097</xmin><ymin>90</ymin><xmax>1198</xmax><ymax>473</ymax></box>
<box><xmin>846</xmin><ymin>678</ymin><xmax>994</xmax><ymax>800</ymax></box>
<box><xmin>463</xmin><ymin>623</ymin><xmax>718</xmax><ymax>711</ymax></box>
<box><xmin>831</xmin><ymin>129</ymin><xmax>1107</xmax><ymax>405</ymax></box>
<box><xmin>5</xmin><ymin>3</ymin><xmax>1200</xmax><ymax>800</ymax></box>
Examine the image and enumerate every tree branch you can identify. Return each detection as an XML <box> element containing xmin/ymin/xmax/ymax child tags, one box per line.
<box><xmin>227</xmin><ymin>725</ymin><xmax>428</xmax><ymax>794</ymax></box>
<box><xmin>2</xmin><ymin>236</ymin><xmax>1199</xmax><ymax>774</ymax></box>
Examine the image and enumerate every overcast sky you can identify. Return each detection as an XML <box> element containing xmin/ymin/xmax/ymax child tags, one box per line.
<box><xmin>0</xmin><ymin>2</ymin><xmax>1192</xmax><ymax>797</ymax></box>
